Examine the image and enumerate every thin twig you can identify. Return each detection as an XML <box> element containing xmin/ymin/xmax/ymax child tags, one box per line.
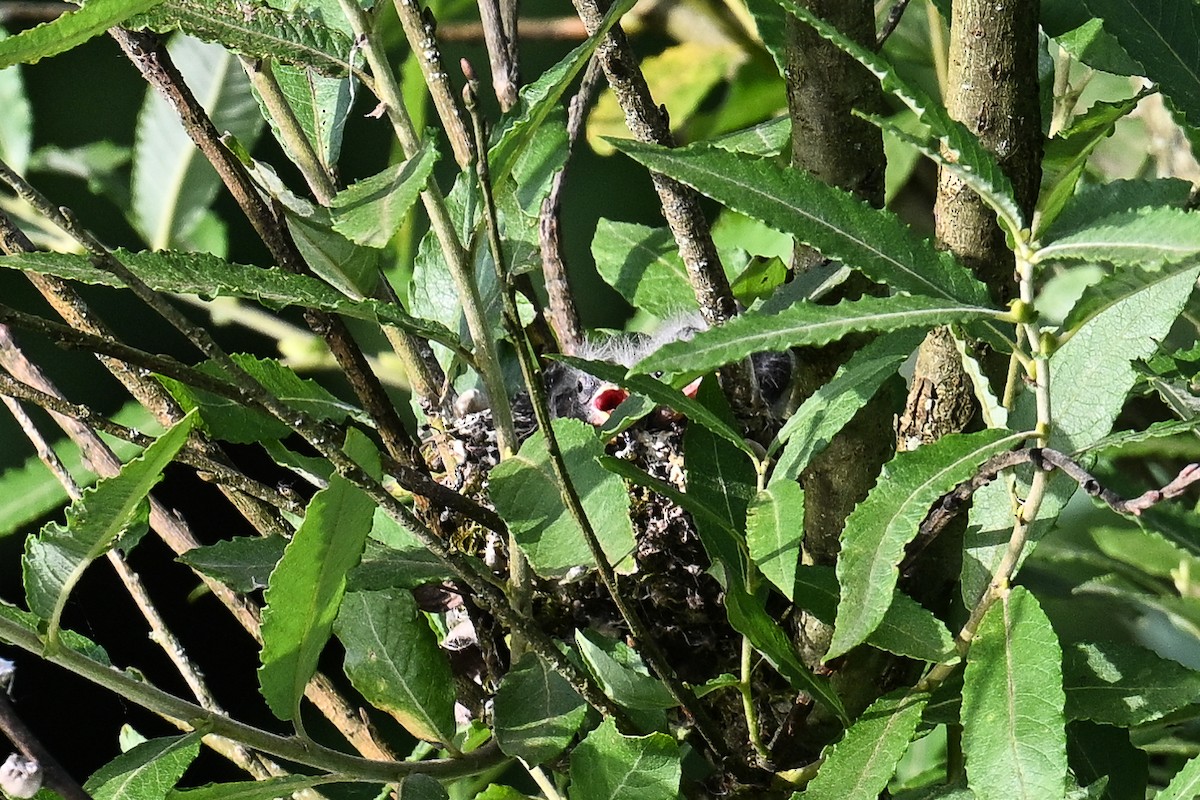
<box><xmin>875</xmin><ymin>0</ymin><xmax>912</xmax><ymax>49</ymax></box>
<box><xmin>392</xmin><ymin>0</ymin><xmax>475</xmax><ymax>166</ymax></box>
<box><xmin>539</xmin><ymin>57</ymin><xmax>603</xmax><ymax>354</ymax></box>
<box><xmin>477</xmin><ymin>0</ymin><xmax>521</xmax><ymax>110</ymax></box>
<box><xmin>435</xmin><ymin>16</ymin><xmax>587</xmax><ymax>42</ymax></box>
<box><xmin>0</xmin><ymin>690</ymin><xmax>91</xmax><ymax>800</ymax></box>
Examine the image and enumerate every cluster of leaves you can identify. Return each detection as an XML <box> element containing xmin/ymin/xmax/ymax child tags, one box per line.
<box><xmin>0</xmin><ymin>0</ymin><xmax>1198</xmax><ymax>799</ymax></box>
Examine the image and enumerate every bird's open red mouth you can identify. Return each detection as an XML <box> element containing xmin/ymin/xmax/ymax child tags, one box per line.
<box><xmin>593</xmin><ymin>387</ymin><xmax>630</xmax><ymax>414</ymax></box>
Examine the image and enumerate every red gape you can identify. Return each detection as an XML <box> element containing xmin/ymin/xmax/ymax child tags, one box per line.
<box><xmin>592</xmin><ymin>387</ymin><xmax>630</xmax><ymax>415</ymax></box>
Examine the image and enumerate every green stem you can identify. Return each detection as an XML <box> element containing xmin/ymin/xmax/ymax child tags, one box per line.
<box><xmin>0</xmin><ymin>613</ymin><xmax>502</xmax><ymax>781</ymax></box>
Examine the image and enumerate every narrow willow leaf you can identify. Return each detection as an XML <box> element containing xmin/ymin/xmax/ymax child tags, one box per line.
<box><xmin>553</xmin><ymin>355</ymin><xmax>755</xmax><ymax>458</ymax></box>
<box><xmin>1035</xmin><ymin>96</ymin><xmax>1142</xmax><ymax>236</ymax></box>
<box><xmin>685</xmin><ymin>380</ymin><xmax>757</xmax><ymax>577</ymax></box>
<box><xmin>488</xmin><ymin>0</ymin><xmax>637</xmax><ymax>181</ymax></box>
<box><xmin>258</xmin><ymin>428</ymin><xmax>377</xmax><ymax>721</ymax></box>
<box><xmin>794</xmin><ymin>566</ymin><xmax>955</xmax><ymax>663</ymax></box>
<box><xmin>568</xmin><ymin>718</ymin><xmax>681</xmax><ymax>800</ymax></box>
<box><xmin>331</xmin><ymin>139</ymin><xmax>437</xmax><ymax>248</ymax></box>
<box><xmin>489</xmin><ymin>419</ymin><xmax>636</xmax><ymax>579</ymax></box>
<box><xmin>1078</xmin><ymin>418</ymin><xmax>1200</xmax><ymax>454</ymax></box>
<box><xmin>1082</xmin><ymin>0</ymin><xmax>1200</xmax><ymax>129</ymax></box>
<box><xmin>1159</xmin><ymin>752</ymin><xmax>1200</xmax><ymax>800</ymax></box>
<box><xmin>636</xmin><ymin>296</ymin><xmax>998</xmax><ymax>377</ymax></box>
<box><xmin>86</xmin><ymin>732</ymin><xmax>201</xmax><ymax>800</ymax></box>
<box><xmin>802</xmin><ymin>689</ymin><xmax>929</xmax><ymax>800</ymax></box>
<box><xmin>494</xmin><ymin>652</ymin><xmax>587</xmax><ymax>765</ymax></box>
<box><xmin>0</xmin><ymin>249</ymin><xmax>460</xmax><ymax>350</ymax></box>
<box><xmin>770</xmin><ymin>328</ymin><xmax>923</xmax><ymax>481</ymax></box>
<box><xmin>709</xmin><ymin>115</ymin><xmax>790</xmax><ymax>157</ymax></box>
<box><xmin>577</xmin><ymin>629</ymin><xmax>676</xmax><ymax>711</ymax></box>
<box><xmin>133</xmin><ymin>34</ymin><xmax>262</xmax><ymax>251</ymax></box>
<box><xmin>1062</xmin><ymin>262</ymin><xmax>1200</xmax><ymax>344</ymax></box>
<box><xmin>598</xmin><ymin>456</ymin><xmax>746</xmax><ymax>578</ymax></box>
<box><xmin>592</xmin><ymin>220</ymin><xmax>697</xmax><ymax>318</ymax></box>
<box><xmin>0</xmin><ymin>29</ymin><xmax>32</xmax><ymax>174</ymax></box>
<box><xmin>169</xmin><ymin>774</ymin><xmax>345</xmax><ymax>800</ymax></box>
<box><xmin>133</xmin><ymin>0</ymin><xmax>353</xmax><ymax>76</ymax></box>
<box><xmin>1063</xmin><ymin>640</ymin><xmax>1200</xmax><ymax>726</ymax></box>
<box><xmin>726</xmin><ymin>585</ymin><xmax>848</xmax><ymax>722</ymax></box>
<box><xmin>335</xmin><ymin>588</ymin><xmax>456</xmax><ymax>744</ymax></box>
<box><xmin>1033</xmin><ymin>207</ymin><xmax>1200</xmax><ymax>266</ymax></box>
<box><xmin>177</xmin><ymin>535</ymin><xmax>287</xmax><ymax>592</ymax></box>
<box><xmin>158</xmin><ymin>352</ymin><xmax>365</xmax><ymax>444</ymax></box>
<box><xmin>828</xmin><ymin>429</ymin><xmax>1026</xmax><ymax>661</ymax></box>
<box><xmin>773</xmin><ymin>0</ymin><xmax>1025</xmax><ymax>237</ymax></box>
<box><xmin>0</xmin><ymin>0</ymin><xmax>162</xmax><ymax>68</ymax></box>
<box><xmin>964</xmin><ymin>266</ymin><xmax>1200</xmax><ymax>600</ymax></box>
<box><xmin>962</xmin><ymin>587</ymin><xmax>1068</xmax><ymax>800</ymax></box>
<box><xmin>23</xmin><ymin>412</ymin><xmax>197</xmax><ymax>647</ymax></box>
<box><xmin>746</xmin><ymin>482</ymin><xmax>804</xmax><ymax>601</ymax></box>
<box><xmin>613</xmin><ymin>141</ymin><xmax>991</xmax><ymax>307</ymax></box>
<box><xmin>256</xmin><ymin>64</ymin><xmax>350</xmax><ymax>172</ymax></box>
<box><xmin>1045</xmin><ymin>177</ymin><xmax>1193</xmax><ymax>243</ymax></box>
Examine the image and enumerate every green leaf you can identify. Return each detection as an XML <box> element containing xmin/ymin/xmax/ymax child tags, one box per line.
<box><xmin>802</xmin><ymin>689</ymin><xmax>929</xmax><ymax>800</ymax></box>
<box><xmin>133</xmin><ymin>0</ymin><xmax>354</xmax><ymax>76</ymax></box>
<box><xmin>0</xmin><ymin>402</ymin><xmax>158</xmax><ymax>540</ymax></box>
<box><xmin>1033</xmin><ymin>207</ymin><xmax>1200</xmax><ymax>266</ymax></box>
<box><xmin>770</xmin><ymin>328</ymin><xmax>923</xmax><ymax>481</ymax></box>
<box><xmin>1159</xmin><ymin>752</ymin><xmax>1200</xmax><ymax>800</ymax></box>
<box><xmin>331</xmin><ymin>139</ymin><xmax>437</xmax><ymax>248</ymax></box>
<box><xmin>576</xmin><ymin>629</ymin><xmax>676</xmax><ymax>711</ymax></box>
<box><xmin>635</xmin><ymin>296</ymin><xmax>998</xmax><ymax>378</ymax></box>
<box><xmin>725</xmin><ymin>585</ymin><xmax>847</xmax><ymax>722</ymax></box>
<box><xmin>568</xmin><ymin>717</ymin><xmax>681</xmax><ymax>800</ymax></box>
<box><xmin>1061</xmin><ymin>261</ymin><xmax>1200</xmax><ymax>338</ymax></box>
<box><xmin>827</xmin><ymin>429</ymin><xmax>1026</xmax><ymax>661</ymax></box>
<box><xmin>552</xmin><ymin>355</ymin><xmax>755</xmax><ymax>458</ymax></box>
<box><xmin>962</xmin><ymin>587</ymin><xmax>1067</xmax><ymax>800</ymax></box>
<box><xmin>612</xmin><ymin>141</ymin><xmax>991</xmax><ymax>307</ymax></box>
<box><xmin>1078</xmin><ymin>418</ymin><xmax>1200</xmax><ymax>454</ymax></box>
<box><xmin>0</xmin><ymin>29</ymin><xmax>32</xmax><ymax>174</ymax></box>
<box><xmin>1063</xmin><ymin>640</ymin><xmax>1200</xmax><ymax>725</ymax></box>
<box><xmin>708</xmin><ymin>115</ymin><xmax>790</xmax><ymax>157</ymax></box>
<box><xmin>0</xmin><ymin>0</ymin><xmax>163</xmax><ymax>68</ymax></box>
<box><xmin>1044</xmin><ymin>178</ymin><xmax>1193</xmax><ymax>243</ymax></box>
<box><xmin>258</xmin><ymin>428</ymin><xmax>378</xmax><ymax>721</ymax></box>
<box><xmin>169</xmin><ymin>775</ymin><xmax>345</xmax><ymax>800</ymax></box>
<box><xmin>592</xmin><ymin>221</ymin><xmax>697</xmax><ymax>318</ymax></box>
<box><xmin>1082</xmin><ymin>0</ymin><xmax>1200</xmax><ymax>129</ymax></box>
<box><xmin>1035</xmin><ymin>96</ymin><xmax>1142</xmax><ymax>237</ymax></box>
<box><xmin>158</xmin><ymin>352</ymin><xmax>365</xmax><ymax>444</ymax></box>
<box><xmin>597</xmin><ymin>456</ymin><xmax>746</xmax><ymax>578</ymax></box>
<box><xmin>132</xmin><ymin>33</ymin><xmax>262</xmax><ymax>251</ymax></box>
<box><xmin>23</xmin><ymin>412</ymin><xmax>197</xmax><ymax>647</ymax></box>
<box><xmin>0</xmin><ymin>249</ymin><xmax>460</xmax><ymax>351</ymax></box>
<box><xmin>488</xmin><ymin>0</ymin><xmax>637</xmax><ymax>181</ymax></box>
<box><xmin>1066</xmin><ymin>722</ymin><xmax>1147</xmax><ymax>800</ymax></box>
<box><xmin>746</xmin><ymin>482</ymin><xmax>804</xmax><ymax>601</ymax></box>
<box><xmin>177</xmin><ymin>535</ymin><xmax>287</xmax><ymax>592</ymax></box>
<box><xmin>256</xmin><ymin>63</ymin><xmax>350</xmax><ymax>172</ymax></box>
<box><xmin>794</xmin><ymin>566</ymin><xmax>954</xmax><ymax>664</ymax></box>
<box><xmin>494</xmin><ymin>651</ymin><xmax>587</xmax><ymax>765</ymax></box>
<box><xmin>488</xmin><ymin>419</ymin><xmax>636</xmax><ymax>579</ymax></box>
<box><xmin>684</xmin><ymin>380</ymin><xmax>757</xmax><ymax>579</ymax></box>
<box><xmin>773</xmin><ymin>0</ymin><xmax>1025</xmax><ymax>237</ymax></box>
<box><xmin>334</xmin><ymin>588</ymin><xmax>456</xmax><ymax>744</ymax></box>
<box><xmin>87</xmin><ymin>732</ymin><xmax>201</xmax><ymax>800</ymax></box>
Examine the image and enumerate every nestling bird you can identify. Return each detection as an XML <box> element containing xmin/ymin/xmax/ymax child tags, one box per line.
<box><xmin>544</xmin><ymin>315</ymin><xmax>795</xmax><ymax>425</ymax></box>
